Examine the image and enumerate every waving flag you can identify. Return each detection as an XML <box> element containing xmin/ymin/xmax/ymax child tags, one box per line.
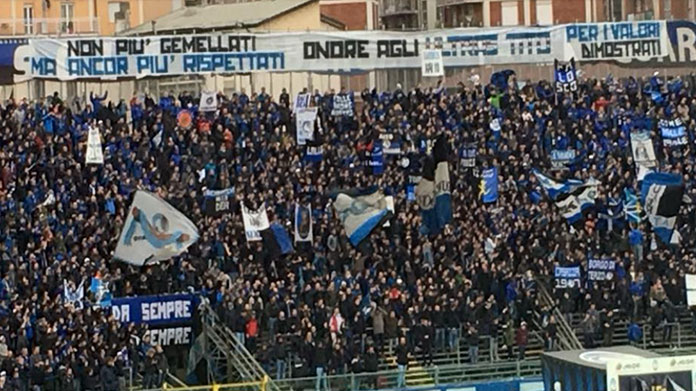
<box><xmin>623</xmin><ymin>188</ymin><xmax>642</xmax><ymax>223</ymax></box>
<box><xmin>532</xmin><ymin>169</ymin><xmax>598</xmax><ymax>224</ymax></box>
<box><xmin>332</xmin><ymin>187</ymin><xmax>392</xmax><ymax>246</ymax></box>
<box><xmin>416</xmin><ymin>135</ymin><xmax>452</xmax><ymax>235</ymax></box>
<box><xmin>490</xmin><ymin>69</ymin><xmax>515</xmax><ymax>91</ymax></box>
<box><xmin>480</xmin><ymin>167</ymin><xmax>498</xmax><ymax>203</ymax></box>
<box><xmin>241</xmin><ymin>203</ymin><xmax>270</xmax><ymax>242</ymax></box>
<box><xmin>115</xmin><ymin>191</ymin><xmax>199</xmax><ymax>266</ymax></box>
<box><xmin>641</xmin><ymin>172</ymin><xmax>684</xmax><ymax>244</ymax></box>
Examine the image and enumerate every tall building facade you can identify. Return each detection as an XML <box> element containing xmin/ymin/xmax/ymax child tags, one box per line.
<box><xmin>380</xmin><ymin>0</ymin><xmax>696</xmax><ymax>30</ymax></box>
<box><xmin>0</xmin><ymin>0</ymin><xmax>184</xmax><ymax>36</ymax></box>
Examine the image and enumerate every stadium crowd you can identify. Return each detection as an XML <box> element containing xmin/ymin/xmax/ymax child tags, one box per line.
<box><xmin>0</xmin><ymin>71</ymin><xmax>696</xmax><ymax>391</ymax></box>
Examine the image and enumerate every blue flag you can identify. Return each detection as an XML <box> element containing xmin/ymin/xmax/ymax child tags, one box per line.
<box><xmin>480</xmin><ymin>167</ymin><xmax>498</xmax><ymax>203</ymax></box>
<box><xmin>623</xmin><ymin>188</ymin><xmax>641</xmax><ymax>223</ymax></box>
<box><xmin>305</xmin><ymin>146</ymin><xmax>323</xmax><ymax>162</ymax></box>
<box><xmin>370</xmin><ymin>140</ymin><xmax>384</xmax><ymax>175</ymax></box>
<box><xmin>641</xmin><ymin>172</ymin><xmax>684</xmax><ymax>244</ymax></box>
<box><xmin>490</xmin><ymin>69</ymin><xmax>515</xmax><ymax>91</ymax></box>
<box><xmin>270</xmin><ymin>223</ymin><xmax>293</xmax><ymax>255</ymax></box>
<box><xmin>332</xmin><ymin>187</ymin><xmax>392</xmax><ymax>246</ymax></box>
<box><xmin>532</xmin><ymin>169</ymin><xmax>598</xmax><ymax>224</ymax></box>
<box><xmin>416</xmin><ymin>135</ymin><xmax>452</xmax><ymax>235</ymax></box>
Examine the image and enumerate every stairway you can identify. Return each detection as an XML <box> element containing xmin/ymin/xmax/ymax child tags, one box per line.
<box><xmin>194</xmin><ymin>302</ymin><xmax>279</xmax><ymax>391</ymax></box>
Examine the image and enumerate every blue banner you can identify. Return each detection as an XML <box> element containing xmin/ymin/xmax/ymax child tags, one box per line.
<box><xmin>659</xmin><ymin>118</ymin><xmax>688</xmax><ymax>147</ymax></box>
<box><xmin>554</xmin><ymin>266</ymin><xmax>581</xmax><ymax>289</ymax></box>
<box><xmin>481</xmin><ymin>167</ymin><xmax>498</xmax><ymax>203</ymax></box>
<box><xmin>111</xmin><ymin>293</ymin><xmax>197</xmax><ymax>346</ymax></box>
<box><xmin>460</xmin><ymin>143</ymin><xmax>477</xmax><ymax>168</ymax></box>
<box><xmin>550</xmin><ymin>149</ymin><xmax>576</xmax><ymax>170</ymax></box>
<box><xmin>305</xmin><ymin>146</ymin><xmax>323</xmax><ymax>162</ymax></box>
<box><xmin>370</xmin><ymin>140</ymin><xmax>384</xmax><ymax>175</ymax></box>
<box><xmin>111</xmin><ymin>293</ymin><xmax>196</xmax><ymax>325</ymax></box>
<box><xmin>587</xmin><ymin>258</ymin><xmax>615</xmax><ymax>281</ymax></box>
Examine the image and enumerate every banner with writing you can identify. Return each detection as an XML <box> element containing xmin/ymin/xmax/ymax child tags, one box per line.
<box><xmin>332</xmin><ymin>94</ymin><xmax>354</xmax><ymax>116</ymax></box>
<box><xmin>554</xmin><ymin>58</ymin><xmax>577</xmax><ymax>93</ymax></box>
<box><xmin>554</xmin><ymin>265</ymin><xmax>581</xmax><ymax>289</ymax></box>
<box><xmin>111</xmin><ymin>293</ymin><xmax>197</xmax><ymax>346</ymax></box>
<box><xmin>421</xmin><ymin>49</ymin><xmax>444</xmax><ymax>77</ymax></box>
<box><xmin>659</xmin><ymin>118</ymin><xmax>688</xmax><ymax>147</ymax></box>
<box><xmin>564</xmin><ymin>21</ymin><xmax>668</xmax><ymax>63</ymax></box>
<box><xmin>461</xmin><ymin>143</ymin><xmax>477</xmax><ymax>168</ymax></box>
<box><xmin>550</xmin><ymin>149</ymin><xmax>575</xmax><ymax>170</ymax></box>
<box><xmin>203</xmin><ymin>187</ymin><xmax>235</xmax><ymax>216</ymax></box>
<box><xmin>587</xmin><ymin>258</ymin><xmax>616</xmax><ymax>281</ymax></box>
<box><xmin>6</xmin><ymin>27</ymin><xmax>563</xmax><ymax>83</ymax></box>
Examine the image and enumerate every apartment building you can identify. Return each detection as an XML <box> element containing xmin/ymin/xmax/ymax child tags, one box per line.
<box><xmin>380</xmin><ymin>0</ymin><xmax>696</xmax><ymax>30</ymax></box>
<box><xmin>0</xmin><ymin>0</ymin><xmax>184</xmax><ymax>36</ymax></box>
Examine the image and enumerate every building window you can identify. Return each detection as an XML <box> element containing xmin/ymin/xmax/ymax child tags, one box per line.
<box><xmin>61</xmin><ymin>2</ymin><xmax>74</xmax><ymax>33</ymax></box>
<box><xmin>501</xmin><ymin>1</ymin><xmax>518</xmax><ymax>26</ymax></box>
<box><xmin>664</xmin><ymin>0</ymin><xmax>671</xmax><ymax>19</ymax></box>
<box><xmin>23</xmin><ymin>5</ymin><xmax>34</xmax><ymax>34</ymax></box>
<box><xmin>536</xmin><ymin>0</ymin><xmax>552</xmax><ymax>25</ymax></box>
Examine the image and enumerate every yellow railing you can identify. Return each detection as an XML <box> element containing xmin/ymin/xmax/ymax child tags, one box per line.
<box><xmin>138</xmin><ymin>376</ymin><xmax>268</xmax><ymax>391</ymax></box>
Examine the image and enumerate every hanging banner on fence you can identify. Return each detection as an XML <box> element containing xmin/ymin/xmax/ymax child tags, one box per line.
<box><xmin>587</xmin><ymin>258</ymin><xmax>616</xmax><ymax>281</ymax></box>
<box><xmin>203</xmin><ymin>187</ymin><xmax>235</xmax><ymax>216</ymax></box>
<box><xmin>554</xmin><ymin>265</ymin><xmax>581</xmax><ymax>288</ymax></box>
<box><xmin>630</xmin><ymin>130</ymin><xmax>657</xmax><ymax>167</ymax></box>
<box><xmin>554</xmin><ymin>58</ymin><xmax>578</xmax><ymax>92</ymax></box>
<box><xmin>550</xmin><ymin>149</ymin><xmax>575</xmax><ymax>170</ymax></box>
<box><xmin>421</xmin><ymin>49</ymin><xmax>444</xmax><ymax>77</ymax></box>
<box><xmin>296</xmin><ymin>107</ymin><xmax>317</xmax><ymax>146</ymax></box>
<box><xmin>7</xmin><ymin>27</ymin><xmax>564</xmax><ymax>83</ymax></box>
<box><xmin>659</xmin><ymin>118</ymin><xmax>688</xmax><ymax>147</ymax></box>
<box><xmin>332</xmin><ymin>94</ymin><xmax>353</xmax><ymax>116</ymax></box>
<box><xmin>241</xmin><ymin>203</ymin><xmax>270</xmax><ymax>242</ymax></box>
<box><xmin>6</xmin><ymin>23</ymin><xmax>693</xmax><ymax>83</ymax></box>
<box><xmin>86</xmin><ymin>126</ymin><xmax>104</xmax><ymax>165</ymax></box>
<box><xmin>111</xmin><ymin>293</ymin><xmax>196</xmax><ymax>346</ymax></box>
<box><xmin>564</xmin><ymin>21</ymin><xmax>668</xmax><ymax>63</ymax></box>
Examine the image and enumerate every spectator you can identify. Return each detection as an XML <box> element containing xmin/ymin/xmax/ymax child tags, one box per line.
<box><xmin>314</xmin><ymin>341</ymin><xmax>328</xmax><ymax>391</ymax></box>
<box><xmin>395</xmin><ymin>337</ymin><xmax>409</xmax><ymax>390</ymax></box>
<box><xmin>545</xmin><ymin>315</ymin><xmax>558</xmax><ymax>351</ymax></box>
<box><xmin>99</xmin><ymin>357</ymin><xmax>119</xmax><ymax>391</ymax></box>
<box><xmin>466</xmin><ymin>325</ymin><xmax>479</xmax><ymax>364</ymax></box>
<box><xmin>516</xmin><ymin>322</ymin><xmax>528</xmax><ymax>361</ymax></box>
<box><xmin>273</xmin><ymin>337</ymin><xmax>288</xmax><ymax>380</ymax></box>
<box><xmin>601</xmin><ymin>311</ymin><xmax>615</xmax><ymax>347</ymax></box>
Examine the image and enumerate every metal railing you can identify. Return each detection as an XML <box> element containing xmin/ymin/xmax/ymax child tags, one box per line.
<box><xmin>0</xmin><ymin>17</ymin><xmax>99</xmax><ymax>36</ymax></box>
<box><xmin>273</xmin><ymin>360</ymin><xmax>542</xmax><ymax>391</ymax></box>
<box><xmin>136</xmin><ymin>378</ymin><xmax>268</xmax><ymax>391</ymax></box>
<box><xmin>534</xmin><ymin>276</ymin><xmax>583</xmax><ymax>350</ymax></box>
<box><xmin>199</xmin><ymin>302</ymin><xmax>280</xmax><ymax>391</ymax></box>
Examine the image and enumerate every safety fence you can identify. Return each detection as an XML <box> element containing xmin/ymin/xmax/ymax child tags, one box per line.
<box><xmin>136</xmin><ymin>378</ymin><xmax>268</xmax><ymax>391</ymax></box>
<box><xmin>133</xmin><ymin>360</ymin><xmax>541</xmax><ymax>391</ymax></box>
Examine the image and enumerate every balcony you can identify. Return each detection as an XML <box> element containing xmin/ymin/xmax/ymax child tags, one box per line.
<box><xmin>0</xmin><ymin>17</ymin><xmax>100</xmax><ymax>36</ymax></box>
<box><xmin>437</xmin><ymin>0</ymin><xmax>482</xmax><ymax>7</ymax></box>
<box><xmin>381</xmin><ymin>0</ymin><xmax>419</xmax><ymax>17</ymax></box>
